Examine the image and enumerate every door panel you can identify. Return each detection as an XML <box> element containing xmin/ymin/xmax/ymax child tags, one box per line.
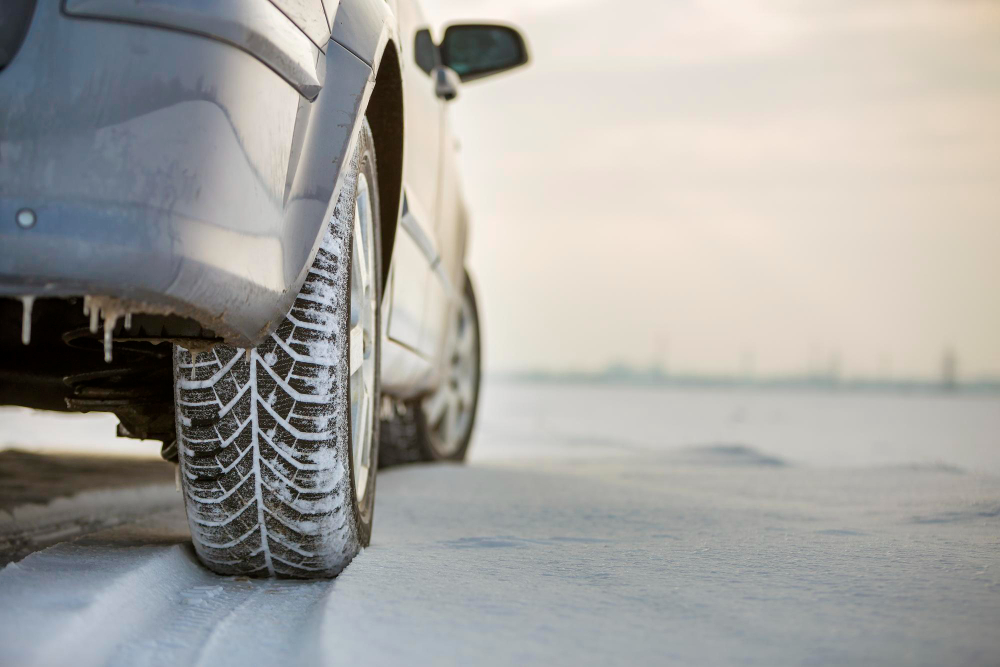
<box><xmin>383</xmin><ymin>2</ymin><xmax>445</xmax><ymax>380</ymax></box>
<box><xmin>423</xmin><ymin>103</ymin><xmax>467</xmax><ymax>357</ymax></box>
<box><xmin>419</xmin><ymin>265</ymin><xmax>450</xmax><ymax>359</ymax></box>
<box><xmin>385</xmin><ymin>224</ymin><xmax>429</xmax><ymax>353</ymax></box>
<box><xmin>386</xmin><ymin>192</ymin><xmax>432</xmax><ymax>355</ymax></box>
<box><xmin>397</xmin><ymin>7</ymin><xmax>441</xmax><ymax>244</ymax></box>
<box><xmin>436</xmin><ymin>109</ymin><xmax>468</xmax><ymax>288</ymax></box>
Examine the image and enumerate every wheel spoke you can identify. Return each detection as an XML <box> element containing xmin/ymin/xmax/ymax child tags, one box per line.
<box><xmin>456</xmin><ymin>373</ymin><xmax>475</xmax><ymax>405</ymax></box>
<box><xmin>358</xmin><ymin>387</ymin><xmax>371</xmax><ymax>467</ymax></box>
<box><xmin>424</xmin><ymin>387</ymin><xmax>449</xmax><ymax>425</ymax></box>
<box><xmin>455</xmin><ymin>311</ymin><xmax>474</xmax><ymax>356</ymax></box>
<box><xmin>439</xmin><ymin>400</ymin><xmax>451</xmax><ymax>444</ymax></box>
<box><xmin>350</xmin><ymin>324</ymin><xmax>364</xmax><ymax>375</ymax></box>
<box><xmin>363</xmin><ymin>354</ymin><xmax>375</xmax><ymax>397</ymax></box>
<box><xmin>355</xmin><ymin>216</ymin><xmax>370</xmax><ymax>294</ymax></box>
<box><xmin>443</xmin><ymin>390</ymin><xmax>462</xmax><ymax>443</ymax></box>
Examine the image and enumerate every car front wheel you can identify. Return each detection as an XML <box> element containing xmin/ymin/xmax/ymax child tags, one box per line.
<box><xmin>173</xmin><ymin>119</ymin><xmax>382</xmax><ymax>578</ymax></box>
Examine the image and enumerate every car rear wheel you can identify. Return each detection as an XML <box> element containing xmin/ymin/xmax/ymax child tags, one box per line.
<box><xmin>173</xmin><ymin>119</ymin><xmax>381</xmax><ymax>578</ymax></box>
<box><xmin>380</xmin><ymin>272</ymin><xmax>481</xmax><ymax>466</ymax></box>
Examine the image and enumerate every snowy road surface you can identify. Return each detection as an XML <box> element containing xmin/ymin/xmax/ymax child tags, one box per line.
<box><xmin>1</xmin><ymin>383</ymin><xmax>999</xmax><ymax>665</ymax></box>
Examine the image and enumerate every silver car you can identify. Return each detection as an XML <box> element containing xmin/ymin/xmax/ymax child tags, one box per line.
<box><xmin>0</xmin><ymin>0</ymin><xmax>528</xmax><ymax>577</ymax></box>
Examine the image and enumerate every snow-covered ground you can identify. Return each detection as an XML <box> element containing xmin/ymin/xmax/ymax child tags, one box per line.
<box><xmin>472</xmin><ymin>382</ymin><xmax>1000</xmax><ymax>474</ymax></box>
<box><xmin>1</xmin><ymin>382</ymin><xmax>999</xmax><ymax>665</ymax></box>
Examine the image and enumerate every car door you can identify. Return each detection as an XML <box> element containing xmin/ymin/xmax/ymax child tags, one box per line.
<box><xmin>422</xmin><ymin>104</ymin><xmax>466</xmax><ymax>360</ymax></box>
<box><xmin>381</xmin><ymin>1</ymin><xmax>447</xmax><ymax>393</ymax></box>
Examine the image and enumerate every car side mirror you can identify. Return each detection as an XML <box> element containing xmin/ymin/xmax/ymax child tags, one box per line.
<box><xmin>434</xmin><ymin>66</ymin><xmax>460</xmax><ymax>101</ymax></box>
<box><xmin>439</xmin><ymin>24</ymin><xmax>529</xmax><ymax>83</ymax></box>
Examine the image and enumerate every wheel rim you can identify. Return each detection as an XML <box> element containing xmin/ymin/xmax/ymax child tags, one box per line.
<box><xmin>422</xmin><ymin>290</ymin><xmax>478</xmax><ymax>456</ymax></box>
<box><xmin>350</xmin><ymin>173</ymin><xmax>377</xmax><ymax>503</ymax></box>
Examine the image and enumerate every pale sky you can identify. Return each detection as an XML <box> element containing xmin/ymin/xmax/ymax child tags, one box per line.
<box><xmin>421</xmin><ymin>0</ymin><xmax>1000</xmax><ymax>379</ymax></box>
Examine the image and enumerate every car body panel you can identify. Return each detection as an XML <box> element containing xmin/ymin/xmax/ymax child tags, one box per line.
<box><xmin>331</xmin><ymin>0</ymin><xmax>387</xmax><ymax>67</ymax></box>
<box><xmin>64</xmin><ymin>0</ymin><xmax>327</xmax><ymax>99</ymax></box>
<box><xmin>426</xmin><ymin>106</ymin><xmax>468</xmax><ymax>357</ymax></box>
<box><xmin>387</xmin><ymin>193</ymin><xmax>431</xmax><ymax>354</ymax></box>
<box><xmin>270</xmin><ymin>0</ymin><xmax>334</xmax><ymax>51</ymax></box>
<box><xmin>0</xmin><ymin>0</ymin><xmax>378</xmax><ymax>345</ymax></box>
<box><xmin>0</xmin><ymin>0</ymin><xmax>522</xmax><ymax>402</ymax></box>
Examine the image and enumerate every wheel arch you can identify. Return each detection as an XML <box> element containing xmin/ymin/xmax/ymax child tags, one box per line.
<box><xmin>366</xmin><ymin>42</ymin><xmax>404</xmax><ymax>289</ymax></box>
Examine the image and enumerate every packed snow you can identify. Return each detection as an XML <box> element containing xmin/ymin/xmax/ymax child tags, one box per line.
<box><xmin>1</xmin><ymin>382</ymin><xmax>998</xmax><ymax>665</ymax></box>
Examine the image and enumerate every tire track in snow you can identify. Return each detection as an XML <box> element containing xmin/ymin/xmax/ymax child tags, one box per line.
<box><xmin>0</xmin><ymin>484</ymin><xmax>180</xmax><ymax>565</ymax></box>
<box><xmin>185</xmin><ymin>579</ymin><xmax>331</xmax><ymax>667</ymax></box>
<box><xmin>0</xmin><ymin>539</ymin><xmax>209</xmax><ymax>666</ymax></box>
<box><xmin>0</xmin><ymin>502</ymin><xmax>335</xmax><ymax>667</ymax></box>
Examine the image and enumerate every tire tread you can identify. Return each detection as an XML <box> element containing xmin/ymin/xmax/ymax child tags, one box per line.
<box><xmin>173</xmin><ymin>126</ymin><xmax>375</xmax><ymax>578</ymax></box>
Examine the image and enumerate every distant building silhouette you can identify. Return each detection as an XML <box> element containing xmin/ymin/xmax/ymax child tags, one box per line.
<box><xmin>942</xmin><ymin>348</ymin><xmax>958</xmax><ymax>391</ymax></box>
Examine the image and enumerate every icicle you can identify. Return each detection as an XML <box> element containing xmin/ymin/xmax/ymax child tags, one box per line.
<box><xmin>20</xmin><ymin>296</ymin><xmax>35</xmax><ymax>345</ymax></box>
<box><xmin>84</xmin><ymin>296</ymin><xmax>100</xmax><ymax>332</ymax></box>
<box><xmin>103</xmin><ymin>312</ymin><xmax>118</xmax><ymax>363</ymax></box>
<box><xmin>124</xmin><ymin>312</ymin><xmax>132</xmax><ymax>330</ymax></box>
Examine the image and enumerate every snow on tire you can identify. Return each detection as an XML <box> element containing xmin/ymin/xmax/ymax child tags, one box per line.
<box><xmin>173</xmin><ymin>120</ymin><xmax>381</xmax><ymax>578</ymax></box>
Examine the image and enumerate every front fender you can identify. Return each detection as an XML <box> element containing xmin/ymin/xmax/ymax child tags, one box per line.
<box><xmin>0</xmin><ymin>0</ymin><xmax>390</xmax><ymax>347</ymax></box>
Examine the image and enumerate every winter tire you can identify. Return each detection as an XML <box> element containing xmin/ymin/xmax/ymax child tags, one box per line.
<box><xmin>173</xmin><ymin>119</ymin><xmax>382</xmax><ymax>578</ymax></box>
<box><xmin>380</xmin><ymin>272</ymin><xmax>480</xmax><ymax>466</ymax></box>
